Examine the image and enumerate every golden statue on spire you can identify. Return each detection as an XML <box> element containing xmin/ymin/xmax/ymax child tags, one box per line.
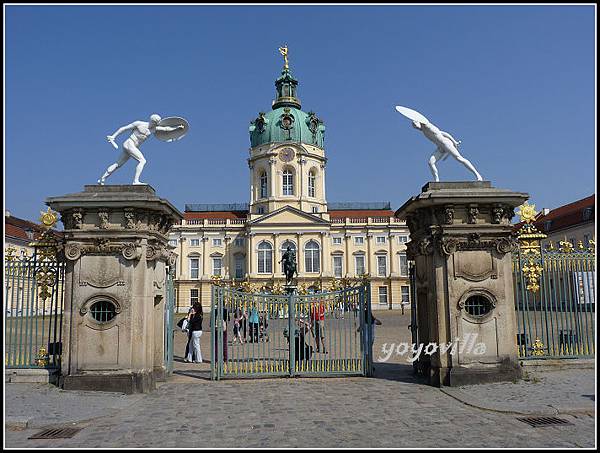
<box><xmin>278</xmin><ymin>44</ymin><xmax>289</xmax><ymax>69</ymax></box>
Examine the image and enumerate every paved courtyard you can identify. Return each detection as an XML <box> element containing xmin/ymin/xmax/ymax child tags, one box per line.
<box><xmin>5</xmin><ymin>310</ymin><xmax>596</xmax><ymax>448</ymax></box>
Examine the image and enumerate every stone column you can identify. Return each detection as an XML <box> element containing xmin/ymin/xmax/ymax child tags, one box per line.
<box><xmin>47</xmin><ymin>185</ymin><xmax>182</xmax><ymax>393</ymax></box>
<box><xmin>395</xmin><ymin>181</ymin><xmax>527</xmax><ymax>387</ymax></box>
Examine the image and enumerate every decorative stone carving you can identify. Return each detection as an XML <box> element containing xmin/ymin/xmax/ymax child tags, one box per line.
<box><xmin>406</xmin><ymin>214</ymin><xmax>419</xmax><ymax>234</ymax></box>
<box><xmin>72</xmin><ymin>209</ymin><xmax>83</xmax><ymax>229</ymax></box>
<box><xmin>495</xmin><ymin>237</ymin><xmax>517</xmax><ymax>255</ymax></box>
<box><xmin>124</xmin><ymin>210</ymin><xmax>137</xmax><ymax>229</ymax></box>
<box><xmin>98</xmin><ymin>210</ymin><xmax>110</xmax><ymax>229</ymax></box>
<box><xmin>444</xmin><ymin>206</ymin><xmax>455</xmax><ymax>225</ymax></box>
<box><xmin>121</xmin><ymin>242</ymin><xmax>142</xmax><ymax>260</ymax></box>
<box><xmin>439</xmin><ymin>237</ymin><xmax>459</xmax><ymax>256</ymax></box>
<box><xmin>468</xmin><ymin>206</ymin><xmax>479</xmax><ymax>224</ymax></box>
<box><xmin>491</xmin><ymin>206</ymin><xmax>504</xmax><ymax>224</ymax></box>
<box><xmin>504</xmin><ymin>207</ymin><xmax>516</xmax><ymax>222</ymax></box>
<box><xmin>418</xmin><ymin>237</ymin><xmax>434</xmax><ymax>256</ymax></box>
<box><xmin>65</xmin><ymin>242</ymin><xmax>82</xmax><ymax>261</ymax></box>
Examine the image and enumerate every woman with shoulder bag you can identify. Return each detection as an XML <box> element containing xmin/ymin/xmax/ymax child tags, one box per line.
<box><xmin>185</xmin><ymin>302</ymin><xmax>204</xmax><ymax>363</ymax></box>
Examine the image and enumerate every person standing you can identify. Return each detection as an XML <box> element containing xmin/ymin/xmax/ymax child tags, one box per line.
<box><xmin>185</xmin><ymin>302</ymin><xmax>204</xmax><ymax>363</ymax></box>
<box><xmin>310</xmin><ymin>300</ymin><xmax>327</xmax><ymax>353</ymax></box>
<box><xmin>248</xmin><ymin>304</ymin><xmax>260</xmax><ymax>343</ymax></box>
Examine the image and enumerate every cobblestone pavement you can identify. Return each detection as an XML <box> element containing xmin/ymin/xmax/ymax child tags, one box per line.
<box><xmin>5</xmin><ymin>311</ymin><xmax>596</xmax><ymax>448</ymax></box>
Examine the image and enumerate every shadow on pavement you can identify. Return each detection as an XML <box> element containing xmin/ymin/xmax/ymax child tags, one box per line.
<box><xmin>372</xmin><ymin>362</ymin><xmax>427</xmax><ymax>384</ymax></box>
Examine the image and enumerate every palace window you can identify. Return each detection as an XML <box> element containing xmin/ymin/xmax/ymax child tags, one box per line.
<box><xmin>212</xmin><ymin>257</ymin><xmax>223</xmax><ymax>276</ymax></box>
<box><xmin>377</xmin><ymin>255</ymin><xmax>387</xmax><ymax>277</ymax></box>
<box><xmin>354</xmin><ymin>236</ymin><xmax>365</xmax><ymax>246</ymax></box>
<box><xmin>257</xmin><ymin>206</ymin><xmax>265</xmax><ymax>214</ymax></box>
<box><xmin>212</xmin><ymin>238</ymin><xmax>222</xmax><ymax>247</ymax></box>
<box><xmin>355</xmin><ymin>254</ymin><xmax>366</xmax><ymax>276</ymax></box>
<box><xmin>283</xmin><ymin>169</ymin><xmax>294</xmax><ymax>196</ymax></box>
<box><xmin>398</xmin><ymin>235</ymin><xmax>408</xmax><ymax>244</ymax></box>
<box><xmin>376</xmin><ymin>236</ymin><xmax>386</xmax><ymax>245</ymax></box>
<box><xmin>280</xmin><ymin>241</ymin><xmax>297</xmax><ymax>273</ymax></box>
<box><xmin>312</xmin><ymin>206</ymin><xmax>319</xmax><ymax>214</ymax></box>
<box><xmin>308</xmin><ymin>170</ymin><xmax>316</xmax><ymax>197</ymax></box>
<box><xmin>333</xmin><ymin>255</ymin><xmax>343</xmax><ymax>278</ymax></box>
<box><xmin>378</xmin><ymin>286</ymin><xmax>388</xmax><ymax>305</ymax></box>
<box><xmin>304</xmin><ymin>240</ymin><xmax>321</xmax><ymax>273</ymax></box>
<box><xmin>234</xmin><ymin>238</ymin><xmax>245</xmax><ymax>247</ymax></box>
<box><xmin>168</xmin><ymin>239</ymin><xmax>178</xmax><ymax>247</ymax></box>
<box><xmin>235</xmin><ymin>255</ymin><xmax>245</xmax><ymax>279</ymax></box>
<box><xmin>190</xmin><ymin>289</ymin><xmax>199</xmax><ymax>305</ymax></box>
<box><xmin>401</xmin><ymin>286</ymin><xmax>410</xmax><ymax>304</ymax></box>
<box><xmin>258</xmin><ymin>242</ymin><xmax>273</xmax><ymax>274</ymax></box>
<box><xmin>260</xmin><ymin>171</ymin><xmax>268</xmax><ymax>199</ymax></box>
<box><xmin>332</xmin><ymin>237</ymin><xmax>342</xmax><ymax>245</ymax></box>
<box><xmin>189</xmin><ymin>257</ymin><xmax>200</xmax><ymax>279</ymax></box>
<box><xmin>399</xmin><ymin>253</ymin><xmax>408</xmax><ymax>277</ymax></box>
<box><xmin>190</xmin><ymin>239</ymin><xmax>200</xmax><ymax>247</ymax></box>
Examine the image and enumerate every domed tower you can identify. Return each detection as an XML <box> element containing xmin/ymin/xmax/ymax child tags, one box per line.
<box><xmin>248</xmin><ymin>47</ymin><xmax>328</xmax><ymax>217</ymax></box>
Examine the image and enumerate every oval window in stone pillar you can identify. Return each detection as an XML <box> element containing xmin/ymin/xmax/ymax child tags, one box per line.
<box><xmin>458</xmin><ymin>289</ymin><xmax>497</xmax><ymax>320</ymax></box>
<box><xmin>81</xmin><ymin>295</ymin><xmax>122</xmax><ymax>328</ymax></box>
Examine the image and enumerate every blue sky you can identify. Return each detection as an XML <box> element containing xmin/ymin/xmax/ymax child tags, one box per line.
<box><xmin>5</xmin><ymin>5</ymin><xmax>596</xmax><ymax>223</ymax></box>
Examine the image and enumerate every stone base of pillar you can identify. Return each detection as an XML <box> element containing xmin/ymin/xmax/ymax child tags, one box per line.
<box><xmin>427</xmin><ymin>361</ymin><xmax>522</xmax><ymax>387</ymax></box>
<box><xmin>61</xmin><ymin>370</ymin><xmax>156</xmax><ymax>394</ymax></box>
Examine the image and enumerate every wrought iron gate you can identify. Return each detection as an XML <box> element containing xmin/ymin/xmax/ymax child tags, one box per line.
<box><xmin>513</xmin><ymin>202</ymin><xmax>595</xmax><ymax>359</ymax></box>
<box><xmin>4</xmin><ymin>212</ymin><xmax>65</xmax><ymax>369</ymax></box>
<box><xmin>211</xmin><ymin>285</ymin><xmax>372</xmax><ymax>380</ymax></box>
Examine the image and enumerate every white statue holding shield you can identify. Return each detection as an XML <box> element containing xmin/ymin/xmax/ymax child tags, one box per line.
<box><xmin>395</xmin><ymin>106</ymin><xmax>483</xmax><ymax>182</ymax></box>
<box><xmin>98</xmin><ymin>113</ymin><xmax>189</xmax><ymax>185</ymax></box>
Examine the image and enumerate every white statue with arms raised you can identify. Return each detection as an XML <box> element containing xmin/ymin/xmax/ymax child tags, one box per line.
<box><xmin>395</xmin><ymin>106</ymin><xmax>483</xmax><ymax>182</ymax></box>
<box><xmin>99</xmin><ymin>113</ymin><xmax>188</xmax><ymax>185</ymax></box>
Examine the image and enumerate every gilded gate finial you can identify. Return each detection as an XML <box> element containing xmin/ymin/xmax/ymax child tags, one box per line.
<box><xmin>39</xmin><ymin>207</ymin><xmax>58</xmax><ymax>230</ymax></box>
<box><xmin>517</xmin><ymin>201</ymin><xmax>537</xmax><ymax>224</ymax></box>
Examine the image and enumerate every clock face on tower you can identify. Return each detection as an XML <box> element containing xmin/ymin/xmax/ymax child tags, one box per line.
<box><xmin>279</xmin><ymin>147</ymin><xmax>295</xmax><ymax>163</ymax></box>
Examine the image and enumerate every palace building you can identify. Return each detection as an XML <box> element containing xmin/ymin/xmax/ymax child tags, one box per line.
<box><xmin>169</xmin><ymin>54</ymin><xmax>411</xmax><ymax>311</ymax></box>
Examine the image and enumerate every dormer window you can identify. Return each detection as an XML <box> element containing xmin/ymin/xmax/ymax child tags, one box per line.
<box><xmin>583</xmin><ymin>207</ymin><xmax>593</xmax><ymax>221</ymax></box>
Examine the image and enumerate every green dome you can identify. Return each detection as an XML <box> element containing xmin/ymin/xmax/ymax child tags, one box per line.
<box><xmin>249</xmin><ymin>68</ymin><xmax>325</xmax><ymax>148</ymax></box>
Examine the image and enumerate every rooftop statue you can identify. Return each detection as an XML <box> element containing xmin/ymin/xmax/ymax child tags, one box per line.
<box><xmin>395</xmin><ymin>106</ymin><xmax>483</xmax><ymax>182</ymax></box>
<box><xmin>99</xmin><ymin>114</ymin><xmax>189</xmax><ymax>185</ymax></box>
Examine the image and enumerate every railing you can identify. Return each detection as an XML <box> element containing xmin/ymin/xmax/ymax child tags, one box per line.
<box><xmin>5</xmin><ymin>238</ymin><xmax>65</xmax><ymax>369</ymax></box>
<box><xmin>183</xmin><ymin>218</ymin><xmax>247</xmax><ymax>226</ymax></box>
<box><xmin>513</xmin><ymin>204</ymin><xmax>595</xmax><ymax>359</ymax></box>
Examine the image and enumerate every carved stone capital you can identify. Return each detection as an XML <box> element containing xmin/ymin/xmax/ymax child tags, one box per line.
<box><xmin>495</xmin><ymin>237</ymin><xmax>517</xmax><ymax>255</ymax></box>
<box><xmin>438</xmin><ymin>237</ymin><xmax>459</xmax><ymax>256</ymax></box>
<box><xmin>121</xmin><ymin>242</ymin><xmax>142</xmax><ymax>260</ymax></box>
<box><xmin>65</xmin><ymin>242</ymin><xmax>83</xmax><ymax>261</ymax></box>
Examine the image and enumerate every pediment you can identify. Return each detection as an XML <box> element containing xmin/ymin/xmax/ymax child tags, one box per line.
<box><xmin>249</xmin><ymin>206</ymin><xmax>329</xmax><ymax>226</ymax></box>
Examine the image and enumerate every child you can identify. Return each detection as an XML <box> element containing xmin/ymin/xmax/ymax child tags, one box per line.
<box><xmin>232</xmin><ymin>308</ymin><xmax>245</xmax><ymax>344</ymax></box>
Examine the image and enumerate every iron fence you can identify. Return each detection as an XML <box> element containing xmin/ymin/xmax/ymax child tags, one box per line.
<box><xmin>211</xmin><ymin>285</ymin><xmax>372</xmax><ymax>379</ymax></box>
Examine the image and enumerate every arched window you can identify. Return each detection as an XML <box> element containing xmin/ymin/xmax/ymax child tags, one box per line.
<box><xmin>280</xmin><ymin>240</ymin><xmax>297</xmax><ymax>273</ymax></box>
<box><xmin>283</xmin><ymin>169</ymin><xmax>294</xmax><ymax>196</ymax></box>
<box><xmin>258</xmin><ymin>241</ymin><xmax>273</xmax><ymax>274</ymax></box>
<box><xmin>259</xmin><ymin>171</ymin><xmax>268</xmax><ymax>199</ymax></box>
<box><xmin>304</xmin><ymin>240</ymin><xmax>320</xmax><ymax>273</ymax></box>
<box><xmin>308</xmin><ymin>170</ymin><xmax>316</xmax><ymax>198</ymax></box>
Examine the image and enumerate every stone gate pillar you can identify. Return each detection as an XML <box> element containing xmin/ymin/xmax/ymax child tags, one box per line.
<box><xmin>395</xmin><ymin>182</ymin><xmax>528</xmax><ymax>386</ymax></box>
<box><xmin>46</xmin><ymin>185</ymin><xmax>182</xmax><ymax>393</ymax></box>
